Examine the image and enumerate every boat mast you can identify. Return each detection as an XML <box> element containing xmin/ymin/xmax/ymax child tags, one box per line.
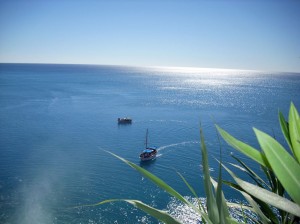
<box><xmin>145</xmin><ymin>129</ymin><xmax>148</xmax><ymax>149</ymax></box>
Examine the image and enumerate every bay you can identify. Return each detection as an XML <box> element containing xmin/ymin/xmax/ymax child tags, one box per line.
<box><xmin>0</xmin><ymin>63</ymin><xmax>299</xmax><ymax>223</ymax></box>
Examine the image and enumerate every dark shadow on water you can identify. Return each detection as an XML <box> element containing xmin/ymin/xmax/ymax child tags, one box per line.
<box><xmin>117</xmin><ymin>123</ymin><xmax>132</xmax><ymax>128</ymax></box>
<box><xmin>139</xmin><ymin>158</ymin><xmax>157</xmax><ymax>168</ymax></box>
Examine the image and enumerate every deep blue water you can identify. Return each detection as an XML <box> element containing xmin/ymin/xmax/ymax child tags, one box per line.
<box><xmin>0</xmin><ymin>63</ymin><xmax>299</xmax><ymax>223</ymax></box>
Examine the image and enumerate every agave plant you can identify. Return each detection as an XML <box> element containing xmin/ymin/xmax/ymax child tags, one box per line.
<box><xmin>217</xmin><ymin>102</ymin><xmax>300</xmax><ymax>223</ymax></box>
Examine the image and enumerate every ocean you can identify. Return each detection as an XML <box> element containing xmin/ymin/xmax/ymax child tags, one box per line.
<box><xmin>0</xmin><ymin>63</ymin><xmax>299</xmax><ymax>223</ymax></box>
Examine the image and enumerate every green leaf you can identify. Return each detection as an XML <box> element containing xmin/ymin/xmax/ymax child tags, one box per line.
<box><xmin>125</xmin><ymin>200</ymin><xmax>182</xmax><ymax>224</ymax></box>
<box><xmin>223</xmin><ymin>180</ymin><xmax>243</xmax><ymax>191</ymax></box>
<box><xmin>216</xmin><ymin>125</ymin><xmax>270</xmax><ymax>169</ymax></box>
<box><xmin>176</xmin><ymin>172</ymin><xmax>199</xmax><ymax>202</ymax></box>
<box><xmin>226</xmin><ymin>202</ymin><xmax>253</xmax><ymax>212</ymax></box>
<box><xmin>238</xmin><ymin>190</ymin><xmax>271</xmax><ymax>224</ymax></box>
<box><xmin>254</xmin><ymin>128</ymin><xmax>300</xmax><ymax>206</ymax></box>
<box><xmin>229</xmin><ymin>162</ymin><xmax>266</xmax><ymax>189</ymax></box>
<box><xmin>200</xmin><ymin>128</ymin><xmax>219</xmax><ymax>223</ymax></box>
<box><xmin>91</xmin><ymin>199</ymin><xmax>182</xmax><ymax>224</ymax></box>
<box><xmin>210</xmin><ymin>177</ymin><xmax>231</xmax><ymax>223</ymax></box>
<box><xmin>107</xmin><ymin>152</ymin><xmax>188</xmax><ymax>204</ymax></box>
<box><xmin>213</xmin><ymin>156</ymin><xmax>232</xmax><ymax>224</ymax></box>
<box><xmin>225</xmin><ymin>217</ymin><xmax>242</xmax><ymax>224</ymax></box>
<box><xmin>224</xmin><ymin>179</ymin><xmax>279</xmax><ymax>223</ymax></box>
<box><xmin>106</xmin><ymin>151</ymin><xmax>212</xmax><ymax>223</ymax></box>
<box><xmin>289</xmin><ymin>102</ymin><xmax>300</xmax><ymax>163</ymax></box>
<box><xmin>176</xmin><ymin>172</ymin><xmax>206</xmax><ymax>215</ymax></box>
<box><xmin>260</xmin><ymin>165</ymin><xmax>275</xmax><ymax>192</ymax></box>
<box><xmin>279</xmin><ymin>111</ymin><xmax>292</xmax><ymax>152</ymax></box>
<box><xmin>230</xmin><ymin>154</ymin><xmax>270</xmax><ymax>190</ymax></box>
<box><xmin>222</xmin><ymin>163</ymin><xmax>300</xmax><ymax>217</ymax></box>
<box><xmin>227</xmin><ymin>200</ymin><xmax>264</xmax><ymax>223</ymax></box>
<box><xmin>216</xmin><ymin>173</ymin><xmax>227</xmax><ymax>224</ymax></box>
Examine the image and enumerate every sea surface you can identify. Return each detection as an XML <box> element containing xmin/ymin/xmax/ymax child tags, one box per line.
<box><xmin>0</xmin><ymin>63</ymin><xmax>299</xmax><ymax>223</ymax></box>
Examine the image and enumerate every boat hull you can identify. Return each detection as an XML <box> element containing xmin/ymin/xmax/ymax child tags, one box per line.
<box><xmin>118</xmin><ymin>118</ymin><xmax>132</xmax><ymax>124</ymax></box>
<box><xmin>140</xmin><ymin>148</ymin><xmax>157</xmax><ymax>161</ymax></box>
<box><xmin>140</xmin><ymin>154</ymin><xmax>156</xmax><ymax>161</ymax></box>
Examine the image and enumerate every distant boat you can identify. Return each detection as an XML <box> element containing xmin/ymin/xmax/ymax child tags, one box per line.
<box><xmin>118</xmin><ymin>117</ymin><xmax>132</xmax><ymax>124</ymax></box>
<box><xmin>139</xmin><ymin>129</ymin><xmax>157</xmax><ymax>161</ymax></box>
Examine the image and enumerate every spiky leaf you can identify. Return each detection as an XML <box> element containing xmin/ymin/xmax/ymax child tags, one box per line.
<box><xmin>106</xmin><ymin>151</ymin><xmax>212</xmax><ymax>223</ymax></box>
<box><xmin>200</xmin><ymin>128</ymin><xmax>219</xmax><ymax>223</ymax></box>
<box><xmin>91</xmin><ymin>199</ymin><xmax>181</xmax><ymax>224</ymax></box>
<box><xmin>223</xmin><ymin>163</ymin><xmax>300</xmax><ymax>217</ymax></box>
<box><xmin>279</xmin><ymin>111</ymin><xmax>292</xmax><ymax>152</ymax></box>
<box><xmin>289</xmin><ymin>102</ymin><xmax>300</xmax><ymax>163</ymax></box>
<box><xmin>254</xmin><ymin>128</ymin><xmax>300</xmax><ymax>205</ymax></box>
<box><xmin>216</xmin><ymin>126</ymin><xmax>270</xmax><ymax>168</ymax></box>
<box><xmin>238</xmin><ymin>190</ymin><xmax>271</xmax><ymax>224</ymax></box>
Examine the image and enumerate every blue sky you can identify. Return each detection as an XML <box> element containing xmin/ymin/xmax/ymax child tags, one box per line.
<box><xmin>0</xmin><ymin>0</ymin><xmax>299</xmax><ymax>72</ymax></box>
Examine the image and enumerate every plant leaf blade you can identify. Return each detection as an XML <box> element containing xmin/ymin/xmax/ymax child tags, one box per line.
<box><xmin>289</xmin><ymin>102</ymin><xmax>300</xmax><ymax>163</ymax></box>
<box><xmin>106</xmin><ymin>151</ymin><xmax>213</xmax><ymax>222</ymax></box>
<box><xmin>216</xmin><ymin>125</ymin><xmax>270</xmax><ymax>168</ymax></box>
<box><xmin>107</xmin><ymin>151</ymin><xmax>188</xmax><ymax>205</ymax></box>
<box><xmin>200</xmin><ymin>128</ymin><xmax>219</xmax><ymax>223</ymax></box>
<box><xmin>279</xmin><ymin>111</ymin><xmax>292</xmax><ymax>152</ymax></box>
<box><xmin>125</xmin><ymin>200</ymin><xmax>182</xmax><ymax>224</ymax></box>
<box><xmin>90</xmin><ymin>199</ymin><xmax>182</xmax><ymax>224</ymax></box>
<box><xmin>238</xmin><ymin>190</ymin><xmax>271</xmax><ymax>224</ymax></box>
<box><xmin>254</xmin><ymin>128</ymin><xmax>300</xmax><ymax>205</ymax></box>
<box><xmin>222</xmin><ymin>163</ymin><xmax>300</xmax><ymax>217</ymax></box>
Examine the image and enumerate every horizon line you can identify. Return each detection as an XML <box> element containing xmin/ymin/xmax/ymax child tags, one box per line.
<box><xmin>0</xmin><ymin>61</ymin><xmax>298</xmax><ymax>74</ymax></box>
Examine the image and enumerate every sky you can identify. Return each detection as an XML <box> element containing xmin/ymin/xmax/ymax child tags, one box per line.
<box><xmin>0</xmin><ymin>0</ymin><xmax>300</xmax><ymax>72</ymax></box>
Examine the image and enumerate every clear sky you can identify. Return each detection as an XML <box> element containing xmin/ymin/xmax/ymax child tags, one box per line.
<box><xmin>0</xmin><ymin>0</ymin><xmax>300</xmax><ymax>72</ymax></box>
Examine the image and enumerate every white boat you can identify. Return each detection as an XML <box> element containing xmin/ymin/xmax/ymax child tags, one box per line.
<box><xmin>139</xmin><ymin>129</ymin><xmax>157</xmax><ymax>161</ymax></box>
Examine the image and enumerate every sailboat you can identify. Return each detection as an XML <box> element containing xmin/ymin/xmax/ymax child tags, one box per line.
<box><xmin>139</xmin><ymin>129</ymin><xmax>157</xmax><ymax>161</ymax></box>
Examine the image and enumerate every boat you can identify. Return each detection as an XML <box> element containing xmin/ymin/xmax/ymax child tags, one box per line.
<box><xmin>118</xmin><ymin>117</ymin><xmax>132</xmax><ymax>124</ymax></box>
<box><xmin>139</xmin><ymin>129</ymin><xmax>157</xmax><ymax>161</ymax></box>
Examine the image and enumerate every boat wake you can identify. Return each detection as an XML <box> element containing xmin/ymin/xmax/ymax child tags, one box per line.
<box><xmin>157</xmin><ymin>141</ymin><xmax>199</xmax><ymax>152</ymax></box>
<box><xmin>156</xmin><ymin>153</ymin><xmax>163</xmax><ymax>158</ymax></box>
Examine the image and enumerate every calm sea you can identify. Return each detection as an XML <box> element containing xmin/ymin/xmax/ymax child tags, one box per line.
<box><xmin>0</xmin><ymin>63</ymin><xmax>299</xmax><ymax>223</ymax></box>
